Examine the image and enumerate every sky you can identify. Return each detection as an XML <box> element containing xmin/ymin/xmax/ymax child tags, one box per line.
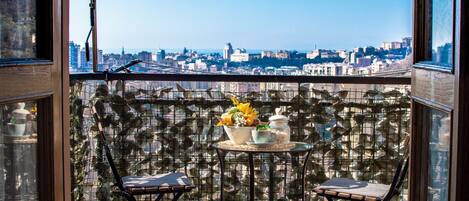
<box><xmin>70</xmin><ymin>0</ymin><xmax>412</xmax><ymax>53</ymax></box>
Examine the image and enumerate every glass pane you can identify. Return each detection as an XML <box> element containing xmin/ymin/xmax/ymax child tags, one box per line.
<box><xmin>429</xmin><ymin>0</ymin><xmax>453</xmax><ymax>68</ymax></box>
<box><xmin>0</xmin><ymin>101</ymin><xmax>38</xmax><ymax>200</ymax></box>
<box><xmin>427</xmin><ymin>109</ymin><xmax>450</xmax><ymax>201</ymax></box>
<box><xmin>0</xmin><ymin>0</ymin><xmax>37</xmax><ymax>59</ymax></box>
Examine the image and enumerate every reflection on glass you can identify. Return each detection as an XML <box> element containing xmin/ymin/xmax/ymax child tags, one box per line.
<box><xmin>0</xmin><ymin>0</ymin><xmax>37</xmax><ymax>59</ymax></box>
<box><xmin>427</xmin><ymin>109</ymin><xmax>450</xmax><ymax>201</ymax></box>
<box><xmin>430</xmin><ymin>0</ymin><xmax>453</xmax><ymax>68</ymax></box>
<box><xmin>0</xmin><ymin>101</ymin><xmax>38</xmax><ymax>200</ymax></box>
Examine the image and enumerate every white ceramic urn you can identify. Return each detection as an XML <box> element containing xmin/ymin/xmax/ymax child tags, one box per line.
<box><xmin>223</xmin><ymin>126</ymin><xmax>254</xmax><ymax>145</ymax></box>
<box><xmin>269</xmin><ymin>108</ymin><xmax>290</xmax><ymax>143</ymax></box>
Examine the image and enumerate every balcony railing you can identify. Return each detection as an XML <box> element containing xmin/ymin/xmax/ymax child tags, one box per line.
<box><xmin>70</xmin><ymin>73</ymin><xmax>411</xmax><ymax>201</ymax></box>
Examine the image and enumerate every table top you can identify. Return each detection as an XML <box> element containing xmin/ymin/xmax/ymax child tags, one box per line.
<box><xmin>212</xmin><ymin>141</ymin><xmax>313</xmax><ymax>153</ymax></box>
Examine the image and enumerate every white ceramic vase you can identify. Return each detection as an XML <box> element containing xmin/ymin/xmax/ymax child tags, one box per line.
<box><xmin>223</xmin><ymin>126</ymin><xmax>253</xmax><ymax>145</ymax></box>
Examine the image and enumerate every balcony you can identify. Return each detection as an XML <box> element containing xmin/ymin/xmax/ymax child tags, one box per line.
<box><xmin>69</xmin><ymin>73</ymin><xmax>411</xmax><ymax>201</ymax></box>
<box><xmin>1</xmin><ymin>0</ymin><xmax>467</xmax><ymax>200</ymax></box>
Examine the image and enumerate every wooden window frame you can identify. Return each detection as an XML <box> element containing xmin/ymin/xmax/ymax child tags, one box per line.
<box><xmin>0</xmin><ymin>0</ymin><xmax>70</xmax><ymax>199</ymax></box>
<box><xmin>0</xmin><ymin>95</ymin><xmax>55</xmax><ymax>201</ymax></box>
<box><xmin>412</xmin><ymin>0</ymin><xmax>469</xmax><ymax>201</ymax></box>
<box><xmin>413</xmin><ymin>0</ymin><xmax>456</xmax><ymax>73</ymax></box>
<box><xmin>36</xmin><ymin>96</ymin><xmax>55</xmax><ymax>201</ymax></box>
<box><xmin>410</xmin><ymin>97</ymin><xmax>453</xmax><ymax>201</ymax></box>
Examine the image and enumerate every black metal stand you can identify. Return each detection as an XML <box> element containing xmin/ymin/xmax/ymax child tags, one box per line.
<box><xmin>215</xmin><ymin>149</ymin><xmax>225</xmax><ymax>200</ymax></box>
<box><xmin>213</xmin><ymin>142</ymin><xmax>313</xmax><ymax>201</ymax></box>
<box><xmin>248</xmin><ymin>153</ymin><xmax>255</xmax><ymax>201</ymax></box>
<box><xmin>302</xmin><ymin>150</ymin><xmax>312</xmax><ymax>201</ymax></box>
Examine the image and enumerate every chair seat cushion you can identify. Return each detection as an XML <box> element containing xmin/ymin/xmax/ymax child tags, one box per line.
<box><xmin>122</xmin><ymin>172</ymin><xmax>193</xmax><ymax>189</ymax></box>
<box><xmin>314</xmin><ymin>178</ymin><xmax>390</xmax><ymax>200</ymax></box>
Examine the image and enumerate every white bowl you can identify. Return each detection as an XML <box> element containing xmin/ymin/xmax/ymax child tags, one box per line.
<box><xmin>223</xmin><ymin>126</ymin><xmax>254</xmax><ymax>145</ymax></box>
<box><xmin>8</xmin><ymin>123</ymin><xmax>26</xmax><ymax>136</ymax></box>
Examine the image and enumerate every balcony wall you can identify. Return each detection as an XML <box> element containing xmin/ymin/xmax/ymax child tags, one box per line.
<box><xmin>69</xmin><ymin>73</ymin><xmax>411</xmax><ymax>201</ymax></box>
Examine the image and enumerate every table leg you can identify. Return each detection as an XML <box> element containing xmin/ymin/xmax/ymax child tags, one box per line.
<box><xmin>268</xmin><ymin>154</ymin><xmax>274</xmax><ymax>201</ymax></box>
<box><xmin>216</xmin><ymin>149</ymin><xmax>225</xmax><ymax>201</ymax></box>
<box><xmin>248</xmin><ymin>153</ymin><xmax>255</xmax><ymax>201</ymax></box>
<box><xmin>301</xmin><ymin>150</ymin><xmax>312</xmax><ymax>201</ymax></box>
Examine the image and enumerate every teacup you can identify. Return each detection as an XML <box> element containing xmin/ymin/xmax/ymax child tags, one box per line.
<box><xmin>251</xmin><ymin>130</ymin><xmax>276</xmax><ymax>144</ymax></box>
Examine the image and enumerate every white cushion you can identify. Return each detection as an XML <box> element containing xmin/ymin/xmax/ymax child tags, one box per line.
<box><xmin>316</xmin><ymin>178</ymin><xmax>390</xmax><ymax>198</ymax></box>
<box><xmin>122</xmin><ymin>172</ymin><xmax>192</xmax><ymax>188</ymax></box>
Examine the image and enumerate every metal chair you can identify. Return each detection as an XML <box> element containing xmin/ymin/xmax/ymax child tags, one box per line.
<box><xmin>93</xmin><ymin>108</ymin><xmax>195</xmax><ymax>201</ymax></box>
<box><xmin>313</xmin><ymin>157</ymin><xmax>408</xmax><ymax>201</ymax></box>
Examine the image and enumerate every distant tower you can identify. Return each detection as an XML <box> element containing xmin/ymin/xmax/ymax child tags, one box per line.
<box><xmin>223</xmin><ymin>43</ymin><xmax>234</xmax><ymax>60</ymax></box>
<box><xmin>402</xmin><ymin>37</ymin><xmax>412</xmax><ymax>48</ymax></box>
<box><xmin>68</xmin><ymin>41</ymin><xmax>80</xmax><ymax>69</ymax></box>
<box><xmin>156</xmin><ymin>49</ymin><xmax>166</xmax><ymax>62</ymax></box>
<box><xmin>349</xmin><ymin>52</ymin><xmax>357</xmax><ymax>64</ymax></box>
<box><xmin>121</xmin><ymin>47</ymin><xmax>126</xmax><ymax>64</ymax></box>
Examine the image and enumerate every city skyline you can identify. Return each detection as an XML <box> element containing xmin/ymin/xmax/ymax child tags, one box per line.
<box><xmin>69</xmin><ymin>36</ymin><xmax>412</xmax><ymax>78</ymax></box>
<box><xmin>70</xmin><ymin>0</ymin><xmax>412</xmax><ymax>53</ymax></box>
<box><xmin>68</xmin><ymin>36</ymin><xmax>412</xmax><ymax>55</ymax></box>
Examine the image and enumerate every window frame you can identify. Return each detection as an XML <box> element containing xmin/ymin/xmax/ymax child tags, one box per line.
<box><xmin>413</xmin><ymin>0</ymin><xmax>456</xmax><ymax>74</ymax></box>
<box><xmin>411</xmin><ymin>97</ymin><xmax>453</xmax><ymax>201</ymax></box>
<box><xmin>0</xmin><ymin>95</ymin><xmax>55</xmax><ymax>201</ymax></box>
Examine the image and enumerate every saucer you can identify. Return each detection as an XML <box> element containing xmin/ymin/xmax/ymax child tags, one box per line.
<box><xmin>246</xmin><ymin>141</ymin><xmax>276</xmax><ymax>147</ymax></box>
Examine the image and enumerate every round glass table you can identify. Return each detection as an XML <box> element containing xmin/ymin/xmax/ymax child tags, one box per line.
<box><xmin>212</xmin><ymin>141</ymin><xmax>313</xmax><ymax>201</ymax></box>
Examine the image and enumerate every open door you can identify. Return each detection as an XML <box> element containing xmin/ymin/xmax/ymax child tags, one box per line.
<box><xmin>0</xmin><ymin>0</ymin><xmax>69</xmax><ymax>200</ymax></box>
<box><xmin>410</xmin><ymin>0</ymin><xmax>468</xmax><ymax>200</ymax></box>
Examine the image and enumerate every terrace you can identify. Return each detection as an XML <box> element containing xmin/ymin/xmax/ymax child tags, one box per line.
<box><xmin>68</xmin><ymin>73</ymin><xmax>410</xmax><ymax>200</ymax></box>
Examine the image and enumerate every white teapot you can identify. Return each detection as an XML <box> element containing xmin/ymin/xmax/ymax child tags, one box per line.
<box><xmin>12</xmin><ymin>102</ymin><xmax>30</xmax><ymax>120</ymax></box>
<box><xmin>8</xmin><ymin>102</ymin><xmax>30</xmax><ymax>136</ymax></box>
<box><xmin>269</xmin><ymin>108</ymin><xmax>290</xmax><ymax>144</ymax></box>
